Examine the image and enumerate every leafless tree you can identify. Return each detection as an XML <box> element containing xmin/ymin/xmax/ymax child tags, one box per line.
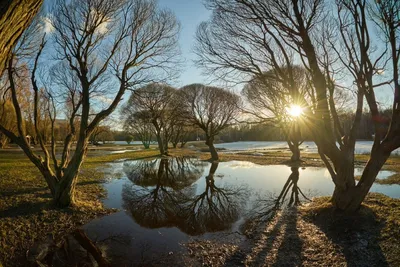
<box><xmin>0</xmin><ymin>0</ymin><xmax>180</xmax><ymax>207</ymax></box>
<box><xmin>121</xmin><ymin>83</ymin><xmax>180</xmax><ymax>155</ymax></box>
<box><xmin>244</xmin><ymin>166</ymin><xmax>310</xmax><ymax>235</ymax></box>
<box><xmin>242</xmin><ymin>66</ymin><xmax>311</xmax><ymax>161</ymax></box>
<box><xmin>178</xmin><ymin>84</ymin><xmax>241</xmax><ymax>161</ymax></box>
<box><xmin>123</xmin><ymin>110</ymin><xmax>154</xmax><ymax>149</ymax></box>
<box><xmin>196</xmin><ymin>0</ymin><xmax>400</xmax><ymax>212</ymax></box>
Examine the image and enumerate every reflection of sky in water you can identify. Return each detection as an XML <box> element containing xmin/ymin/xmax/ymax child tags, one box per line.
<box><xmin>214</xmin><ymin>141</ymin><xmax>400</xmax><ymax>155</ymax></box>
<box><xmin>87</xmin><ymin>159</ymin><xmax>399</xmax><ymax>265</ymax></box>
<box><xmin>103</xmin><ymin>160</ymin><xmax>399</xmax><ymax>210</ymax></box>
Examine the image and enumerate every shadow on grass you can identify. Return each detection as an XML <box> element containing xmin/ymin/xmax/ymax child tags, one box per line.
<box><xmin>0</xmin><ymin>194</ymin><xmax>52</xmax><ymax>219</ymax></box>
<box><xmin>303</xmin><ymin>204</ymin><xmax>388</xmax><ymax>266</ymax></box>
<box><xmin>224</xmin><ymin>167</ymin><xmax>304</xmax><ymax>266</ymax></box>
<box><xmin>231</xmin><ymin>207</ymin><xmax>302</xmax><ymax>267</ymax></box>
<box><xmin>1</xmin><ymin>187</ymin><xmax>48</xmax><ymax>197</ymax></box>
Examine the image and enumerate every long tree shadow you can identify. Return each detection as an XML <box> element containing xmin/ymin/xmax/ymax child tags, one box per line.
<box><xmin>225</xmin><ymin>167</ymin><xmax>305</xmax><ymax>266</ymax></box>
<box><xmin>303</xmin><ymin>203</ymin><xmax>388</xmax><ymax>266</ymax></box>
<box><xmin>1</xmin><ymin>187</ymin><xmax>48</xmax><ymax>197</ymax></box>
<box><xmin>0</xmin><ymin>199</ymin><xmax>51</xmax><ymax>219</ymax></box>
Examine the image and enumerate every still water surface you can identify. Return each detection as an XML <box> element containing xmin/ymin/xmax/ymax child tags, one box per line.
<box><xmin>214</xmin><ymin>140</ymin><xmax>400</xmax><ymax>155</ymax></box>
<box><xmin>83</xmin><ymin>157</ymin><xmax>399</xmax><ymax>265</ymax></box>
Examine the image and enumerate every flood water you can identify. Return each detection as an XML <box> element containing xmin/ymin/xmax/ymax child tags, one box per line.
<box><xmin>214</xmin><ymin>141</ymin><xmax>400</xmax><ymax>155</ymax></box>
<box><xmin>83</xmin><ymin>157</ymin><xmax>399</xmax><ymax>265</ymax></box>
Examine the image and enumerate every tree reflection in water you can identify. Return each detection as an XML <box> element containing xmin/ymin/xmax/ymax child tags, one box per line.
<box><xmin>122</xmin><ymin>158</ymin><xmax>203</xmax><ymax>228</ymax></box>
<box><xmin>246</xmin><ymin>167</ymin><xmax>311</xmax><ymax>226</ymax></box>
<box><xmin>122</xmin><ymin>158</ymin><xmax>249</xmax><ymax>235</ymax></box>
<box><xmin>180</xmin><ymin>162</ymin><xmax>249</xmax><ymax>235</ymax></box>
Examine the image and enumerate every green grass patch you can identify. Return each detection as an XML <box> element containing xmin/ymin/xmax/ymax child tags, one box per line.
<box><xmin>302</xmin><ymin>193</ymin><xmax>400</xmax><ymax>266</ymax></box>
<box><xmin>0</xmin><ymin>148</ymin><xmax>161</xmax><ymax>266</ymax></box>
<box><xmin>0</xmin><ymin>147</ymin><xmax>399</xmax><ymax>266</ymax></box>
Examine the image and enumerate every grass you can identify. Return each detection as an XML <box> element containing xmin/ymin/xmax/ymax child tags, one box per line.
<box><xmin>0</xmin><ymin>146</ymin><xmax>399</xmax><ymax>266</ymax></box>
<box><xmin>299</xmin><ymin>193</ymin><xmax>400</xmax><ymax>266</ymax></box>
<box><xmin>0</xmin><ymin>148</ymin><xmax>160</xmax><ymax>266</ymax></box>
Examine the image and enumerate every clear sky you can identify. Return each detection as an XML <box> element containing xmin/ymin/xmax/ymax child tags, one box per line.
<box><xmin>157</xmin><ymin>0</ymin><xmax>211</xmax><ymax>87</ymax></box>
<box><xmin>157</xmin><ymin>0</ymin><xmax>393</xmax><ymax>106</ymax></box>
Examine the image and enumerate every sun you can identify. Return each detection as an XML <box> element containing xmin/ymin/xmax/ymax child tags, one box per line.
<box><xmin>286</xmin><ymin>105</ymin><xmax>303</xmax><ymax>117</ymax></box>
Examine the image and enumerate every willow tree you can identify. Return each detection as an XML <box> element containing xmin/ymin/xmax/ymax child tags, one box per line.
<box><xmin>243</xmin><ymin>66</ymin><xmax>311</xmax><ymax>162</ymax></box>
<box><xmin>196</xmin><ymin>0</ymin><xmax>400</xmax><ymax>211</ymax></box>
<box><xmin>121</xmin><ymin>83</ymin><xmax>180</xmax><ymax>155</ymax></box>
<box><xmin>123</xmin><ymin>110</ymin><xmax>154</xmax><ymax>149</ymax></box>
<box><xmin>178</xmin><ymin>84</ymin><xmax>241</xmax><ymax>161</ymax></box>
<box><xmin>0</xmin><ymin>0</ymin><xmax>180</xmax><ymax>207</ymax></box>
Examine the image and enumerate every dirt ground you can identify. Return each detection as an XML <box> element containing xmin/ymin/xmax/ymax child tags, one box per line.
<box><xmin>183</xmin><ymin>193</ymin><xmax>399</xmax><ymax>266</ymax></box>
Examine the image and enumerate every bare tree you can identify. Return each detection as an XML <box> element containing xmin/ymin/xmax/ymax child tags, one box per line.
<box><xmin>196</xmin><ymin>0</ymin><xmax>400</xmax><ymax>212</ymax></box>
<box><xmin>178</xmin><ymin>84</ymin><xmax>241</xmax><ymax>161</ymax></box>
<box><xmin>121</xmin><ymin>83</ymin><xmax>180</xmax><ymax>155</ymax></box>
<box><xmin>0</xmin><ymin>0</ymin><xmax>180</xmax><ymax>207</ymax></box>
<box><xmin>170</xmin><ymin>124</ymin><xmax>197</xmax><ymax>148</ymax></box>
<box><xmin>123</xmin><ymin>110</ymin><xmax>154</xmax><ymax>149</ymax></box>
<box><xmin>242</xmin><ymin>66</ymin><xmax>311</xmax><ymax>161</ymax></box>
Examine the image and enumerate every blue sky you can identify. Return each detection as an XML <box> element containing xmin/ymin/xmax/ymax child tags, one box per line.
<box><xmin>158</xmin><ymin>0</ymin><xmax>211</xmax><ymax>87</ymax></box>
<box><xmin>41</xmin><ymin>0</ymin><xmax>394</xmax><ymax>109</ymax></box>
<box><xmin>156</xmin><ymin>0</ymin><xmax>393</xmax><ymax>106</ymax></box>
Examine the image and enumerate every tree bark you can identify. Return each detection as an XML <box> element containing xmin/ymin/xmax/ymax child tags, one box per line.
<box><xmin>180</xmin><ymin>141</ymin><xmax>187</xmax><ymax>148</ymax></box>
<box><xmin>53</xmin><ymin>171</ymin><xmax>78</xmax><ymax>207</ymax></box>
<box><xmin>52</xmin><ymin>138</ymin><xmax>88</xmax><ymax>207</ymax></box>
<box><xmin>205</xmin><ymin>136</ymin><xmax>219</xmax><ymax>161</ymax></box>
<box><xmin>331</xmin><ymin>147</ymin><xmax>391</xmax><ymax>212</ymax></box>
<box><xmin>72</xmin><ymin>229</ymin><xmax>111</xmax><ymax>267</ymax></box>
<box><xmin>288</xmin><ymin>141</ymin><xmax>301</xmax><ymax>162</ymax></box>
<box><xmin>0</xmin><ymin>0</ymin><xmax>43</xmax><ymax>74</ymax></box>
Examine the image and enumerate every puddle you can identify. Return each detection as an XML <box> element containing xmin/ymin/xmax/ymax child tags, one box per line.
<box><xmin>83</xmin><ymin>158</ymin><xmax>399</xmax><ymax>265</ymax></box>
<box><xmin>109</xmin><ymin>149</ymin><xmax>138</xmax><ymax>154</ymax></box>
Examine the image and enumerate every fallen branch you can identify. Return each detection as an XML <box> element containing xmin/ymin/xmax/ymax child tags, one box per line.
<box><xmin>72</xmin><ymin>229</ymin><xmax>110</xmax><ymax>267</ymax></box>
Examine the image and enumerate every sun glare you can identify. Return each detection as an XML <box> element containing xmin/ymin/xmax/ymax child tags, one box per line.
<box><xmin>287</xmin><ymin>105</ymin><xmax>303</xmax><ymax>117</ymax></box>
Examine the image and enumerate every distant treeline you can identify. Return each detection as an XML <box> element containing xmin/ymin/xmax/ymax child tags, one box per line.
<box><xmin>112</xmin><ymin>109</ymin><xmax>392</xmax><ymax>143</ymax></box>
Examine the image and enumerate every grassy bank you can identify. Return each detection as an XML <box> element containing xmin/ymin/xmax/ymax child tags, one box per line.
<box><xmin>1</xmin><ymin>146</ymin><xmax>399</xmax><ymax>266</ymax></box>
<box><xmin>0</xmin><ymin>149</ymin><xmax>160</xmax><ymax>266</ymax></box>
<box><xmin>183</xmin><ymin>193</ymin><xmax>400</xmax><ymax>266</ymax></box>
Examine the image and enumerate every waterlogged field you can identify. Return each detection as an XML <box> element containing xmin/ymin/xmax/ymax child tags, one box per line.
<box><xmin>214</xmin><ymin>141</ymin><xmax>400</xmax><ymax>155</ymax></box>
<box><xmin>81</xmin><ymin>157</ymin><xmax>400</xmax><ymax>265</ymax></box>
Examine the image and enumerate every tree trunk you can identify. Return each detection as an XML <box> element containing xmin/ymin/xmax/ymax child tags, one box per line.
<box><xmin>52</xmin><ymin>138</ymin><xmax>88</xmax><ymax>208</ymax></box>
<box><xmin>156</xmin><ymin>132</ymin><xmax>166</xmax><ymax>155</ymax></box>
<box><xmin>53</xmin><ymin>171</ymin><xmax>78</xmax><ymax>207</ymax></box>
<box><xmin>331</xmin><ymin>147</ymin><xmax>391</xmax><ymax>212</ymax></box>
<box><xmin>0</xmin><ymin>0</ymin><xmax>43</xmax><ymax>74</ymax></box>
<box><xmin>288</xmin><ymin>141</ymin><xmax>301</xmax><ymax>162</ymax></box>
<box><xmin>180</xmin><ymin>141</ymin><xmax>187</xmax><ymax>148</ymax></box>
<box><xmin>72</xmin><ymin>229</ymin><xmax>111</xmax><ymax>267</ymax></box>
<box><xmin>205</xmin><ymin>136</ymin><xmax>218</xmax><ymax>161</ymax></box>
